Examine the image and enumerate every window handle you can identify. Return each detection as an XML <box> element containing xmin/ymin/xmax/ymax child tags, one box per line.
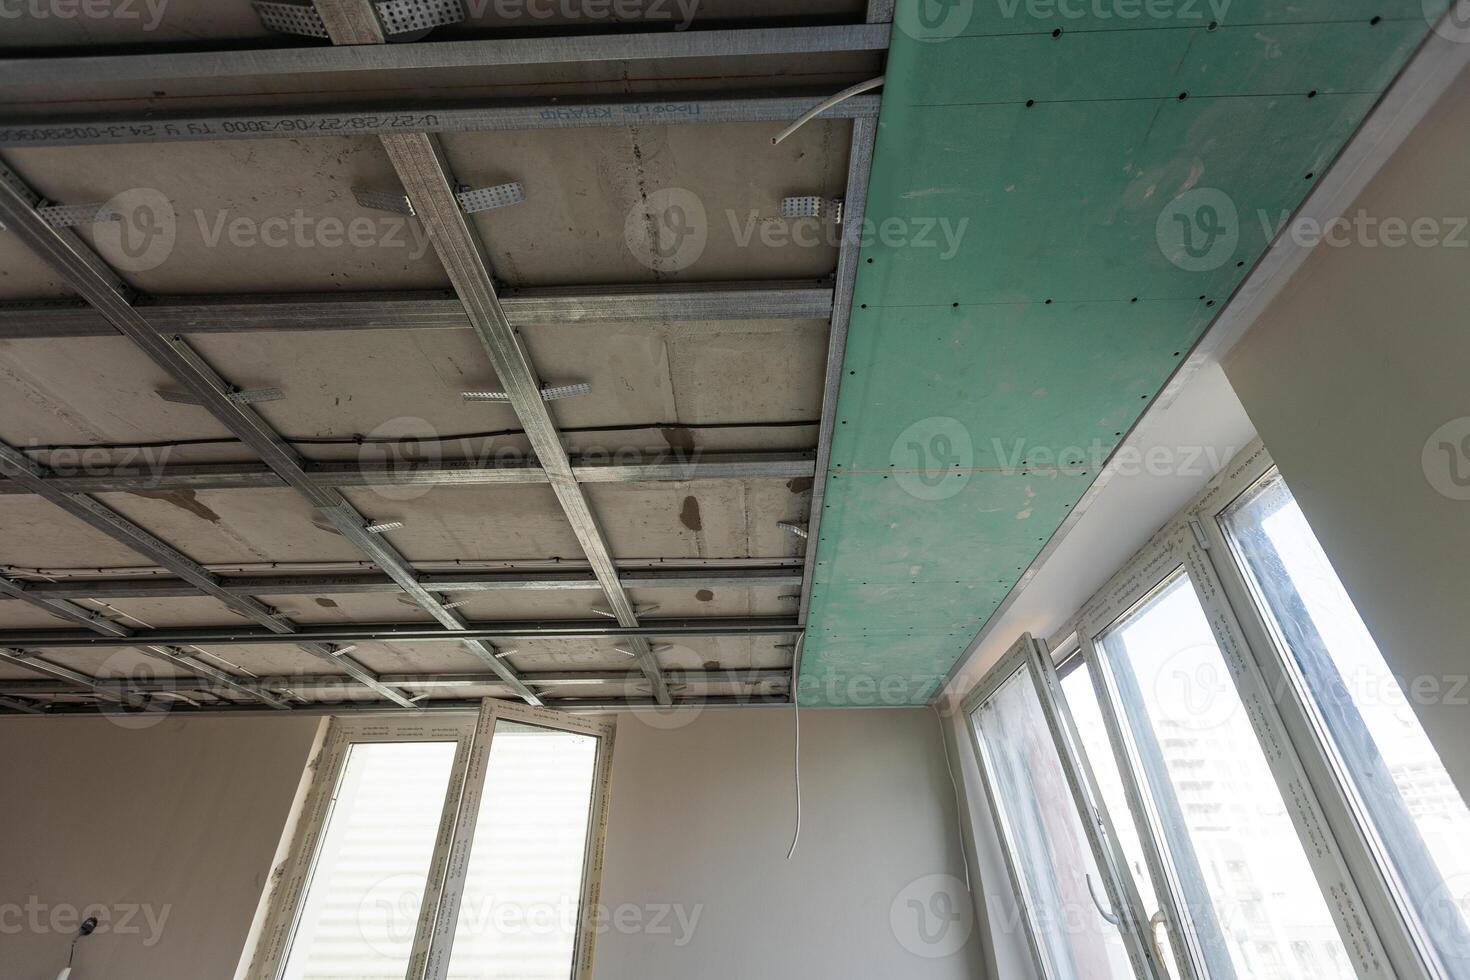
<box><xmin>1085</xmin><ymin>873</ymin><xmax>1121</xmax><ymax>926</ymax></box>
<box><xmin>1148</xmin><ymin>910</ymin><xmax>1172</xmax><ymax>973</ymax></box>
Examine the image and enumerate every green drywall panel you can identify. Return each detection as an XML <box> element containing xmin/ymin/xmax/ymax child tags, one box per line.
<box><xmin>800</xmin><ymin>2</ymin><xmax>1442</xmax><ymax>705</ymax></box>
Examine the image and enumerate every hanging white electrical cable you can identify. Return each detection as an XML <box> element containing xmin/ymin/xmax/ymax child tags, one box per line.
<box><xmin>785</xmin><ymin>631</ymin><xmax>805</xmax><ymax>860</ymax></box>
<box><xmin>771</xmin><ymin>76</ymin><xmax>886</xmax><ymax>146</ymax></box>
<box><xmin>934</xmin><ymin>704</ymin><xmax>973</xmax><ymax>892</ymax></box>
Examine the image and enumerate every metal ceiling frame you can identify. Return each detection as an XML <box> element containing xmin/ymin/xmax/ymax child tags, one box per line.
<box><xmin>0</xmin><ymin>24</ymin><xmax>888</xmax><ymax>86</ymax></box>
<box><xmin>0</xmin><ymin>7</ymin><xmax>893</xmax><ymax>715</ymax></box>
<box><xmin>0</xmin><ymin>668</ymin><xmax>788</xmax><ymax>699</ymax></box>
<box><xmin>0</xmin><ymin>616</ymin><xmax>800</xmax><ymax>648</ymax></box>
<box><xmin>789</xmin><ymin>1</ymin><xmax>892</xmax><ymax>706</ymax></box>
<box><xmin>0</xmin><ymin>282</ymin><xmax>835</xmax><ymax>339</ymax></box>
<box><xmin>0</xmin><ymin>453</ymin><xmax>816</xmax><ymax>495</ymax></box>
<box><xmin>0</xmin><ymin>163</ymin><xmax>539</xmax><ymax>707</ymax></box>
<box><xmin>0</xmin><ymin>565</ymin><xmax>801</xmax><ymax>600</ymax></box>
<box><xmin>0</xmin><ymin>438</ymin><xmax>418</xmax><ymax>707</ymax></box>
<box><xmin>0</xmin><ymin>92</ymin><xmax>882</xmax><ymax>148</ymax></box>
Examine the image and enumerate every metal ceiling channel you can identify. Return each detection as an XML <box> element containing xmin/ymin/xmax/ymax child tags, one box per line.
<box><xmin>0</xmin><ymin>440</ymin><xmax>417</xmax><ymax>708</ymax></box>
<box><xmin>0</xmin><ymin>617</ymin><xmax>801</xmax><ymax>648</ymax></box>
<box><xmin>0</xmin><ymin>282</ymin><xmax>834</xmax><ymax>339</ymax></box>
<box><xmin>0</xmin><ymin>8</ymin><xmax>893</xmax><ymax>714</ymax></box>
<box><xmin>0</xmin><ymin>566</ymin><xmax>802</xmax><ymax>601</ymax></box>
<box><xmin>0</xmin><ymin>94</ymin><xmax>883</xmax><ymax>149</ymax></box>
<box><xmin>0</xmin><ymin>164</ymin><xmax>526</xmax><ymax>709</ymax></box>
<box><xmin>0</xmin><ymin>454</ymin><xmax>816</xmax><ymax>495</ymax></box>
<box><xmin>0</xmin><ymin>24</ymin><xmax>889</xmax><ymax>86</ymax></box>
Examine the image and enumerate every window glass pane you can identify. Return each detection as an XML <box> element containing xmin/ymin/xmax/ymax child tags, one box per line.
<box><xmin>1099</xmin><ymin>572</ymin><xmax>1354</xmax><ymax>980</ymax></box>
<box><xmin>447</xmin><ymin>721</ymin><xmax>600</xmax><ymax>979</ymax></box>
<box><xmin>1223</xmin><ymin>471</ymin><xmax>1470</xmax><ymax>976</ymax></box>
<box><xmin>973</xmin><ymin>667</ymin><xmax>1134</xmax><ymax>980</ymax></box>
<box><xmin>282</xmin><ymin>741</ymin><xmax>459</xmax><ymax>980</ymax></box>
<box><xmin>1060</xmin><ymin>657</ymin><xmax>1182</xmax><ymax>978</ymax></box>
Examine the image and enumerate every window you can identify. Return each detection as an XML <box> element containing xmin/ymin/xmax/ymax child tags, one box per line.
<box><xmin>1222</xmin><ymin>470</ymin><xmax>1470</xmax><ymax>978</ymax></box>
<box><xmin>966</xmin><ymin>636</ymin><xmax>1159</xmax><ymax>980</ymax></box>
<box><xmin>1094</xmin><ymin>570</ymin><xmax>1354</xmax><ymax>980</ymax></box>
<box><xmin>964</xmin><ymin>443</ymin><xmax>1470</xmax><ymax>980</ymax></box>
<box><xmin>247</xmin><ymin>702</ymin><xmax>615</xmax><ymax>980</ymax></box>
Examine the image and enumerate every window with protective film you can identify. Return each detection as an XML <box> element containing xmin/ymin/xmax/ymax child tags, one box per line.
<box><xmin>245</xmin><ymin>701</ymin><xmax>616</xmax><ymax>980</ymax></box>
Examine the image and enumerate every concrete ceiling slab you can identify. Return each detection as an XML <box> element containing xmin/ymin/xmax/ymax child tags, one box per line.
<box><xmin>0</xmin><ymin>494</ymin><xmax>158</xmax><ymax>566</ymax></box>
<box><xmin>337</xmin><ymin>484</ymin><xmax>586</xmax><ymax>559</ymax></box>
<box><xmin>0</xmin><ymin>240</ymin><xmax>73</xmax><ymax>299</ymax></box>
<box><xmin>6</xmin><ymin>138</ymin><xmax>453</xmax><ymax>294</ymax></box>
<box><xmin>441</xmin><ymin>120</ymin><xmax>848</xmax><ymax>284</ymax></box>
<box><xmin>0</xmin><ymin>336</ymin><xmax>234</xmax><ymax>449</ymax></box>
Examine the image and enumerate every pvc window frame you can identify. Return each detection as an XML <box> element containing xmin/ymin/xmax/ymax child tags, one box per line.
<box><xmin>963</xmin><ymin>439</ymin><xmax>1446</xmax><ymax>980</ymax></box>
<box><xmin>962</xmin><ymin>634</ymin><xmax>1168</xmax><ymax>980</ymax></box>
<box><xmin>1192</xmin><ymin>444</ymin><xmax>1454</xmax><ymax>980</ymax></box>
<box><xmin>243</xmin><ymin>700</ymin><xmax>617</xmax><ymax>980</ymax></box>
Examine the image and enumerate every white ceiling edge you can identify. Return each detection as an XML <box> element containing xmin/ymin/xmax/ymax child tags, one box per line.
<box><xmin>937</xmin><ymin>22</ymin><xmax>1470</xmax><ymax>711</ymax></box>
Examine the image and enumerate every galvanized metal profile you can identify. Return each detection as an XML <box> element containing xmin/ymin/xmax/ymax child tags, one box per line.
<box><xmin>0</xmin><ymin>452</ymin><xmax>815</xmax><ymax>496</ymax></box>
<box><xmin>0</xmin><ymin>616</ymin><xmax>802</xmax><ymax>649</ymax></box>
<box><xmin>310</xmin><ymin>0</ymin><xmax>673</xmax><ymax>705</ymax></box>
<box><xmin>0</xmin><ymin>172</ymin><xmax>432</xmax><ymax>712</ymax></box>
<box><xmin>0</xmin><ymin>24</ymin><xmax>890</xmax><ymax>87</ymax></box>
<box><xmin>0</xmin><ymin>694</ymin><xmax>44</xmax><ymax>715</ymax></box>
<box><xmin>374</xmin><ymin>129</ymin><xmax>672</xmax><ymax>705</ymax></box>
<box><xmin>0</xmin><ymin>440</ymin><xmax>415</xmax><ymax>706</ymax></box>
<box><xmin>0</xmin><ymin>648</ymin><xmax>131</xmax><ymax>704</ymax></box>
<box><xmin>0</xmin><ymin>93</ymin><xmax>883</xmax><ymax>148</ymax></box>
<box><xmin>138</xmin><ymin>645</ymin><xmax>293</xmax><ymax>709</ymax></box>
<box><xmin>0</xmin><ymin>668</ymin><xmax>788</xmax><ymax>698</ymax></box>
<box><xmin>6</xmin><ymin>565</ymin><xmax>804</xmax><ymax>600</ymax></box>
<box><xmin>796</xmin><ymin>114</ymin><xmax>879</xmax><ymax>633</ymax></box>
<box><xmin>455</xmin><ymin>181</ymin><xmax>525</xmax><ymax>214</ymax></box>
<box><xmin>29</xmin><ymin>695</ymin><xmax>797</xmax><ymax>717</ymax></box>
<box><xmin>0</xmin><ymin>282</ymin><xmax>834</xmax><ymax>339</ymax></box>
<box><xmin>0</xmin><ymin>574</ymin><xmax>132</xmax><ymax>636</ymax></box>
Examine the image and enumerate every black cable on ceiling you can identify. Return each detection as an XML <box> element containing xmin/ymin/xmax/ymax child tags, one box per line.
<box><xmin>18</xmin><ymin>419</ymin><xmax>821</xmax><ymax>456</ymax></box>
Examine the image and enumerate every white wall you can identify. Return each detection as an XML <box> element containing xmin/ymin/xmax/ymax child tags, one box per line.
<box><xmin>0</xmin><ymin>715</ymin><xmax>321</xmax><ymax>980</ymax></box>
<box><xmin>0</xmin><ymin>706</ymin><xmax>982</xmax><ymax>980</ymax></box>
<box><xmin>594</xmin><ymin>707</ymin><xmax>985</xmax><ymax>980</ymax></box>
<box><xmin>1224</xmin><ymin>63</ymin><xmax>1470</xmax><ymax>802</ymax></box>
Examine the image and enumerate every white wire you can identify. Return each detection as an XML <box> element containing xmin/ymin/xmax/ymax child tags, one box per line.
<box><xmin>771</xmin><ymin>75</ymin><xmax>886</xmax><ymax>146</ymax></box>
<box><xmin>785</xmin><ymin>632</ymin><xmax>805</xmax><ymax>860</ymax></box>
<box><xmin>934</xmin><ymin>705</ymin><xmax>973</xmax><ymax>892</ymax></box>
